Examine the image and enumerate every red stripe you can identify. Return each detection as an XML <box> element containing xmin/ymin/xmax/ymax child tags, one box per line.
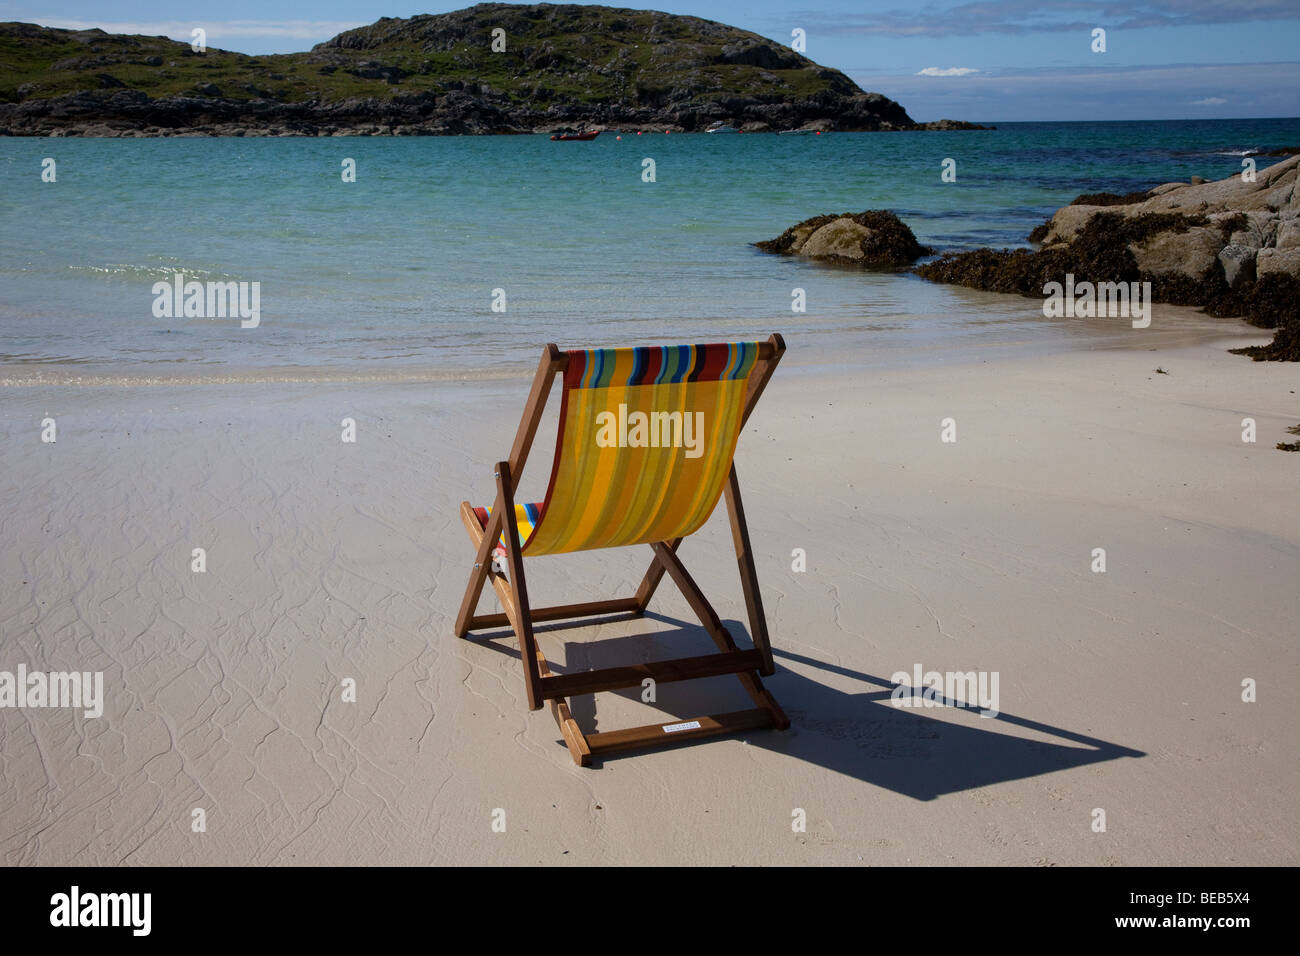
<box><xmin>640</xmin><ymin>348</ymin><xmax>663</xmax><ymax>386</ymax></box>
<box><xmin>697</xmin><ymin>343</ymin><xmax>729</xmax><ymax>381</ymax></box>
<box><xmin>564</xmin><ymin>350</ymin><xmax>587</xmax><ymax>388</ymax></box>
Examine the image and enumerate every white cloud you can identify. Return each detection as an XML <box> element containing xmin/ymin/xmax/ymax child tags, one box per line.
<box><xmin>1189</xmin><ymin>96</ymin><xmax>1228</xmax><ymax>105</ymax></box>
<box><xmin>21</xmin><ymin>18</ymin><xmax>365</xmax><ymax>41</ymax></box>
<box><xmin>916</xmin><ymin>66</ymin><xmax>980</xmax><ymax>77</ymax></box>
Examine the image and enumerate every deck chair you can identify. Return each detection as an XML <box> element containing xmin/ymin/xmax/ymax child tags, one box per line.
<box><xmin>454</xmin><ymin>334</ymin><xmax>789</xmax><ymax>765</ymax></box>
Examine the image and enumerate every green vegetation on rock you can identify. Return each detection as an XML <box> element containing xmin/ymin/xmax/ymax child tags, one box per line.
<box><xmin>0</xmin><ymin>3</ymin><xmax>948</xmax><ymax>135</ymax></box>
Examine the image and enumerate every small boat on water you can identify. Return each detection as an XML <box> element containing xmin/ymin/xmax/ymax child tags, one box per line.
<box><xmin>777</xmin><ymin>128</ymin><xmax>815</xmax><ymax>135</ymax></box>
<box><xmin>705</xmin><ymin>124</ymin><xmax>739</xmax><ymax>134</ymax></box>
<box><xmin>550</xmin><ymin>130</ymin><xmax>599</xmax><ymax>141</ymax></box>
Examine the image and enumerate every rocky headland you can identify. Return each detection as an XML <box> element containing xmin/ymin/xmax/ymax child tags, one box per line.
<box><xmin>0</xmin><ymin>4</ymin><xmax>993</xmax><ymax>137</ymax></box>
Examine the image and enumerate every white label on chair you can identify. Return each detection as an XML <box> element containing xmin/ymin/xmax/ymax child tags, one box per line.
<box><xmin>662</xmin><ymin>720</ymin><xmax>702</xmax><ymax>734</ymax></box>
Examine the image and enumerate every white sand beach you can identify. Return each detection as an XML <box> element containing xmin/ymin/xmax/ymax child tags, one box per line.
<box><xmin>1</xmin><ymin>316</ymin><xmax>1297</xmax><ymax>866</ymax></box>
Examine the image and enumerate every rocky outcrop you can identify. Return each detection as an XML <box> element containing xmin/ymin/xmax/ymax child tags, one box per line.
<box><xmin>1034</xmin><ymin>155</ymin><xmax>1300</xmax><ymax>258</ymax></box>
<box><xmin>0</xmin><ymin>5</ymin><xmax>984</xmax><ymax>136</ymax></box>
<box><xmin>912</xmin><ymin>119</ymin><xmax>995</xmax><ymax>131</ymax></box>
<box><xmin>7</xmin><ymin>87</ymin><xmax>529</xmax><ymax>137</ymax></box>
<box><xmin>914</xmin><ymin>155</ymin><xmax>1300</xmax><ymax>360</ymax></box>
<box><xmin>756</xmin><ymin>210</ymin><xmax>931</xmax><ymax>268</ymax></box>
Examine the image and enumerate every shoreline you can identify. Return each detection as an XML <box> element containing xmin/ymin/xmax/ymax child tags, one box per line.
<box><xmin>0</xmin><ymin>293</ymin><xmax>1277</xmax><ymax>389</ymax></box>
<box><xmin>0</xmin><ymin>122</ymin><xmax>996</xmax><ymax>138</ymax></box>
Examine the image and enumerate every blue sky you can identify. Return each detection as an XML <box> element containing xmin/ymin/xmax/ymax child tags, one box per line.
<box><xmin>6</xmin><ymin>0</ymin><xmax>1299</xmax><ymax>121</ymax></box>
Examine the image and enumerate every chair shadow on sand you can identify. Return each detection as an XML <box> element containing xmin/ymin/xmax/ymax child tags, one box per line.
<box><xmin>464</xmin><ymin>610</ymin><xmax>1144</xmax><ymax>799</ymax></box>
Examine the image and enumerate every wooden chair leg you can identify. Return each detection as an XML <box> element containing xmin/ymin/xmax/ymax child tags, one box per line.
<box><xmin>650</xmin><ymin>541</ymin><xmax>732</xmax><ymax>645</ymax></box>
<box><xmin>496</xmin><ymin>461</ymin><xmax>543</xmax><ymax>711</ymax></box>
<box><xmin>648</xmin><ymin>540</ymin><xmax>788</xmax><ymax>729</ymax></box>
<box><xmin>723</xmin><ymin>466</ymin><xmax>775</xmax><ymax>676</ymax></box>
<box><xmin>454</xmin><ymin>496</ymin><xmax>504</xmax><ymax>638</ymax></box>
<box><xmin>633</xmin><ymin>537</ymin><xmax>680</xmax><ymax>612</ymax></box>
<box><xmin>551</xmin><ymin>696</ymin><xmax>592</xmax><ymax>766</ymax></box>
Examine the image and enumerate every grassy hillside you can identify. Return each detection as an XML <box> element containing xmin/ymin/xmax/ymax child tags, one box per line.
<box><xmin>0</xmin><ymin>4</ymin><xmax>929</xmax><ymax>133</ymax></box>
<box><xmin>1</xmin><ymin>4</ymin><xmax>858</xmax><ymax>107</ymax></box>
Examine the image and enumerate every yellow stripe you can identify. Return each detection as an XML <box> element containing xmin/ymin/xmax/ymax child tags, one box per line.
<box><xmin>524</xmin><ymin>373</ymin><xmax>751</xmax><ymax>556</ymax></box>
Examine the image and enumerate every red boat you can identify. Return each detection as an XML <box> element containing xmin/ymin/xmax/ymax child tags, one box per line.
<box><xmin>550</xmin><ymin>130</ymin><xmax>599</xmax><ymax>141</ymax></box>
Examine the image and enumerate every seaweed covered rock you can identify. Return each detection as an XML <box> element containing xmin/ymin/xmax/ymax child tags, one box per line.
<box><xmin>1227</xmin><ymin>274</ymin><xmax>1300</xmax><ymax>361</ymax></box>
<box><xmin>1229</xmin><ymin>323</ymin><xmax>1300</xmax><ymax>362</ymax></box>
<box><xmin>1069</xmin><ymin>189</ymin><xmax>1152</xmax><ymax>207</ymax></box>
<box><xmin>915</xmin><ymin>211</ymin><xmax>1224</xmax><ymax>296</ymax></box>
<box><xmin>756</xmin><ymin>210</ymin><xmax>931</xmax><ymax>268</ymax></box>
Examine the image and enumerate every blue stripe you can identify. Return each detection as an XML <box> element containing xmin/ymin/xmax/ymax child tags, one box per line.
<box><xmin>731</xmin><ymin>341</ymin><xmax>749</xmax><ymax>378</ymax></box>
<box><xmin>674</xmin><ymin>345</ymin><xmax>690</xmax><ymax>383</ymax></box>
<box><xmin>741</xmin><ymin>341</ymin><xmax>751</xmax><ymax>377</ymax></box>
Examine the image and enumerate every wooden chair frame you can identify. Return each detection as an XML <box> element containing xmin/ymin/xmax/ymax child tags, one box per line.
<box><xmin>454</xmin><ymin>334</ymin><xmax>789</xmax><ymax>765</ymax></box>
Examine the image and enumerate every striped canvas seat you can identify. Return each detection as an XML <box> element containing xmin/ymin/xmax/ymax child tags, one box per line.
<box><xmin>475</xmin><ymin>342</ymin><xmax>760</xmax><ymax>556</ymax></box>
<box><xmin>471</xmin><ymin>502</ymin><xmax>542</xmax><ymax>553</ymax></box>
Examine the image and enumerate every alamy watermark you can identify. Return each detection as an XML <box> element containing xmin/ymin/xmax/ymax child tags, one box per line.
<box><xmin>50</xmin><ymin>886</ymin><xmax>150</xmax><ymax>936</ymax></box>
<box><xmin>152</xmin><ymin>272</ymin><xmax>261</xmax><ymax>328</ymax></box>
<box><xmin>0</xmin><ymin>665</ymin><xmax>103</xmax><ymax>718</ymax></box>
<box><xmin>1042</xmin><ymin>274</ymin><xmax>1151</xmax><ymax>328</ymax></box>
<box><xmin>890</xmin><ymin>663</ymin><xmax>999</xmax><ymax>717</ymax></box>
<box><xmin>595</xmin><ymin>405</ymin><xmax>705</xmax><ymax>458</ymax></box>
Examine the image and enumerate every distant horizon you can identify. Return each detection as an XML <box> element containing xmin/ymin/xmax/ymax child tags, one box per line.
<box><xmin>8</xmin><ymin>1</ymin><xmax>1300</xmax><ymax>122</ymax></box>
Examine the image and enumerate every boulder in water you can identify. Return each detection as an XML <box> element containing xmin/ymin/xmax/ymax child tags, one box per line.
<box><xmin>756</xmin><ymin>210</ymin><xmax>931</xmax><ymax>268</ymax></box>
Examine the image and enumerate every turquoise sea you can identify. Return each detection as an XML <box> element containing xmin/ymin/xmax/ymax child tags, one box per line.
<box><xmin>1</xmin><ymin>118</ymin><xmax>1297</xmax><ymax>383</ymax></box>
